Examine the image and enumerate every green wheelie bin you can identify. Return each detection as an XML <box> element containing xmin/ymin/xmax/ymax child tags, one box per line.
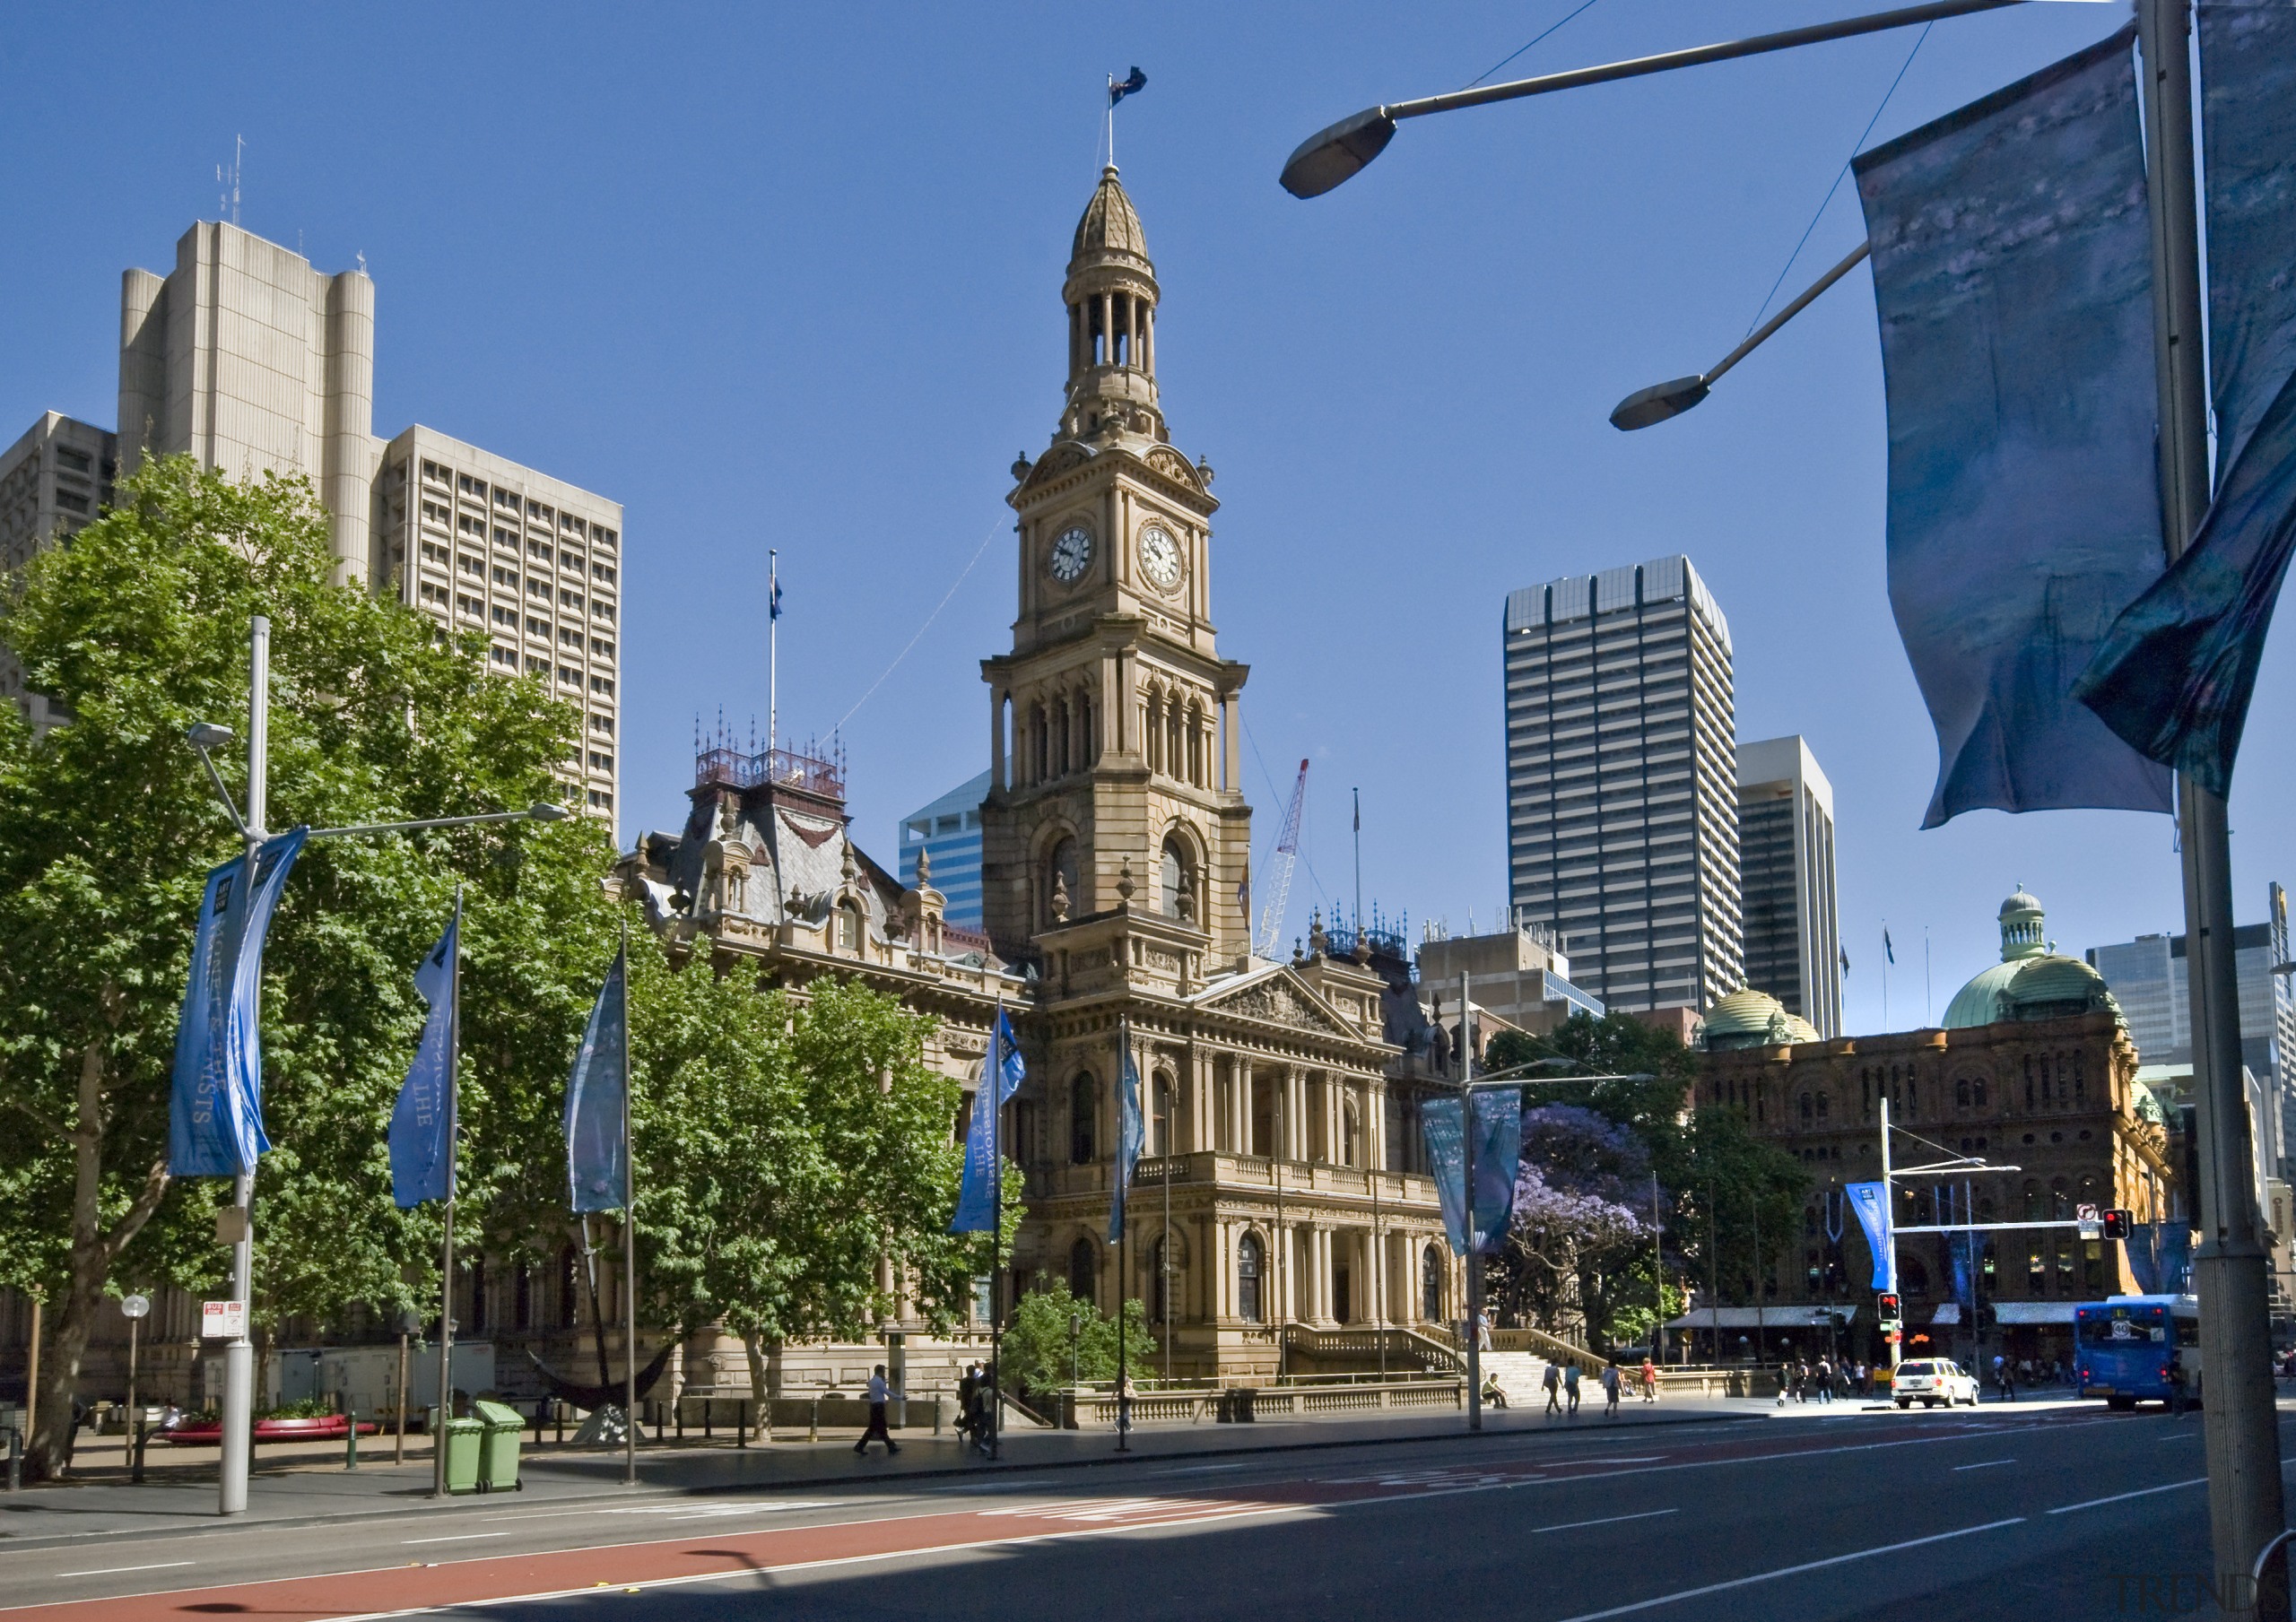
<box><xmin>473</xmin><ymin>1401</ymin><xmax>526</xmax><ymax>1492</ymax></box>
<box><xmin>441</xmin><ymin>1414</ymin><xmax>483</xmax><ymax>1494</ymax></box>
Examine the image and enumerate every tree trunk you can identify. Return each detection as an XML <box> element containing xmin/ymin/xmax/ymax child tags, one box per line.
<box><xmin>30</xmin><ymin>1040</ymin><xmax>169</xmax><ymax>1480</ymax></box>
<box><xmin>741</xmin><ymin>1330</ymin><xmax>772</xmax><ymax>1443</ymax></box>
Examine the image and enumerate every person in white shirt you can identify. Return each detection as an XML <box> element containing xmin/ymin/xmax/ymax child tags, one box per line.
<box><xmin>855</xmin><ymin>1364</ymin><xmax>900</xmax><ymax>1456</ymax></box>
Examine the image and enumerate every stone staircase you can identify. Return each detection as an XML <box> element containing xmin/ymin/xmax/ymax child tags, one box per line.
<box><xmin>1475</xmin><ymin>1350</ymin><xmax>1551</xmax><ymax>1407</ymax></box>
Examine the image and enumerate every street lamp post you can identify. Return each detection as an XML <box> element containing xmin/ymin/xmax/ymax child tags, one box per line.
<box><xmin>1283</xmin><ymin>1</ymin><xmax>2286</xmax><ymax>1600</ymax></box>
<box><xmin>187</xmin><ymin>615</ymin><xmax>569</xmax><ymax>1518</ymax></box>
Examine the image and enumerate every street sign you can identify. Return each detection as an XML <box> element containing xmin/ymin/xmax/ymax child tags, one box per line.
<box><xmin>120</xmin><ymin>1294</ymin><xmax>150</xmax><ymax>1321</ymax></box>
<box><xmin>201</xmin><ymin>1299</ymin><xmax>245</xmax><ymax>1340</ymax></box>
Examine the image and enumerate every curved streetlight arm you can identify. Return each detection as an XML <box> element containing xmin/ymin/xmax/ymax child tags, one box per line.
<box><xmin>305</xmin><ymin>804</ymin><xmax>569</xmax><ymax>841</ymax></box>
<box><xmin>1281</xmin><ymin>0</ymin><xmax>2031</xmax><ymax>197</ymax></box>
<box><xmin>190</xmin><ymin>745</ymin><xmax>251</xmax><ymax>841</ymax></box>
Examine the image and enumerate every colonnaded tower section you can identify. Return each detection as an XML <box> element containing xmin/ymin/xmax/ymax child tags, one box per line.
<box><xmin>982</xmin><ymin>165</ymin><xmax>1252</xmax><ymax>973</ymax></box>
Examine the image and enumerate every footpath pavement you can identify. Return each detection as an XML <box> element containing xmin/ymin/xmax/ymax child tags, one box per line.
<box><xmin>0</xmin><ymin>1392</ymin><xmax>1780</xmax><ymax>1550</ymax></box>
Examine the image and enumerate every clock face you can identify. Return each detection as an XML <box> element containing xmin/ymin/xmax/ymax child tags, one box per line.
<box><xmin>1049</xmin><ymin>524</ymin><xmax>1093</xmax><ymax>584</ymax></box>
<box><xmin>1138</xmin><ymin>524</ymin><xmax>1182</xmax><ymax>591</ymax></box>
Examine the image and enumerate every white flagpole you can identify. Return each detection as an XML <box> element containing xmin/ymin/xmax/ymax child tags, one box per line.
<box><xmin>620</xmin><ymin>924</ymin><xmax>636</xmax><ymax>1488</ymax></box>
<box><xmin>989</xmin><ymin>993</ymin><xmax>1004</xmax><ymax>1461</ymax></box>
<box><xmin>768</xmin><ymin>550</ymin><xmax>778</xmax><ymax>763</ymax></box>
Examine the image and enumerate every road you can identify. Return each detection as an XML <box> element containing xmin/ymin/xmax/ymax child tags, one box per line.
<box><xmin>0</xmin><ymin>1402</ymin><xmax>2249</xmax><ymax>1622</ymax></box>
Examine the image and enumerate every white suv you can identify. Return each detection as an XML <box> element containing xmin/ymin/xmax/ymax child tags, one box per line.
<box><xmin>1892</xmin><ymin>1358</ymin><xmax>1979</xmax><ymax>1408</ymax></box>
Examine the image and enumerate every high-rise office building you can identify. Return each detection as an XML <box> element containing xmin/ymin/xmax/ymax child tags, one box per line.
<box><xmin>1735</xmin><ymin>734</ymin><xmax>1842</xmax><ymax>1037</ymax></box>
<box><xmin>0</xmin><ymin>221</ymin><xmax>623</xmax><ymax>811</ymax></box>
<box><xmin>2088</xmin><ymin>881</ymin><xmax>2296</xmax><ymax>1158</ymax></box>
<box><xmin>898</xmin><ymin>769</ymin><xmax>989</xmax><ymax>929</ymax></box>
<box><xmin>0</xmin><ymin>412</ymin><xmax>116</xmax><ymax>733</ymax></box>
<box><xmin>1503</xmin><ymin>554</ymin><xmax>1744</xmax><ymax>1016</ymax></box>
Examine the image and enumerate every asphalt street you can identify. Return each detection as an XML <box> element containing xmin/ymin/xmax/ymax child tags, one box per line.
<box><xmin>0</xmin><ymin>1401</ymin><xmax>2257</xmax><ymax>1622</ymax></box>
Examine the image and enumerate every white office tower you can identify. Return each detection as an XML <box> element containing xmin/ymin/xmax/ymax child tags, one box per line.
<box><xmin>105</xmin><ymin>221</ymin><xmax>620</xmax><ymax>815</ymax></box>
<box><xmin>1735</xmin><ymin>735</ymin><xmax>1842</xmax><ymax>1037</ymax></box>
<box><xmin>1503</xmin><ymin>554</ymin><xmax>1744</xmax><ymax>1018</ymax></box>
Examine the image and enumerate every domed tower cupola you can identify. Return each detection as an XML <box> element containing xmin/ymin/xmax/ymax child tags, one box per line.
<box><xmin>1997</xmin><ymin>886</ymin><xmax>2048</xmax><ymax>960</ymax></box>
<box><xmin>1060</xmin><ymin>166</ymin><xmax>1165</xmax><ymax>444</ymax></box>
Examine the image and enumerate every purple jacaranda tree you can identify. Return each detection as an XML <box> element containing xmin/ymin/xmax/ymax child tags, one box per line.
<box><xmin>1496</xmin><ymin>1106</ymin><xmax>1662</xmax><ymax>1344</ymax></box>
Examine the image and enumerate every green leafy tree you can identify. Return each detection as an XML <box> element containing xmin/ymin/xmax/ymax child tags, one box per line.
<box><xmin>1000</xmin><ymin>1276</ymin><xmax>1151</xmax><ymax>1396</ymax></box>
<box><xmin>0</xmin><ymin>458</ymin><xmax>604</xmax><ymax>1477</ymax></box>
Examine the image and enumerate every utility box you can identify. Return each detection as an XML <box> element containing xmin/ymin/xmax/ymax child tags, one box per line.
<box><xmin>442</xmin><ymin>1417</ymin><xmax>484</xmax><ymax>1494</ymax></box>
<box><xmin>472</xmin><ymin>1401</ymin><xmax>525</xmax><ymax>1492</ymax></box>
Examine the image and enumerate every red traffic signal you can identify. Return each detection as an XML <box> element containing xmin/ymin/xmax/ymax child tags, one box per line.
<box><xmin>1877</xmin><ymin>1292</ymin><xmax>1901</xmax><ymax>1320</ymax></box>
<box><xmin>2101</xmin><ymin>1210</ymin><xmax>2134</xmax><ymax>1239</ymax></box>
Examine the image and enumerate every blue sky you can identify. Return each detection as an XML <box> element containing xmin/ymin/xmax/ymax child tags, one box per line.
<box><xmin>6</xmin><ymin>1</ymin><xmax>2281</xmax><ymax>1036</ymax></box>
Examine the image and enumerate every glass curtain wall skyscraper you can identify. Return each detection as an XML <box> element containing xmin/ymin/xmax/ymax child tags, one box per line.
<box><xmin>1736</xmin><ymin>735</ymin><xmax>1842</xmax><ymax>1037</ymax></box>
<box><xmin>1503</xmin><ymin>555</ymin><xmax>1744</xmax><ymax>1017</ymax></box>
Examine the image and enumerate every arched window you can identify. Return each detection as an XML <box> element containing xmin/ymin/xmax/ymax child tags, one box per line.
<box><xmin>2072</xmin><ymin>1052</ymin><xmax>2086</xmax><ymax>1102</ymax></box>
<box><xmin>1043</xmin><ymin>836</ymin><xmax>1080</xmax><ymax>928</ymax></box>
<box><xmin>1798</xmin><ymin>1093</ymin><xmax>1813</xmax><ymax>1126</ymax></box>
<box><xmin>1973</xmin><ymin>1077</ymin><xmax>1987</xmax><ymax>1109</ymax></box>
<box><xmin>837</xmin><ymin>902</ymin><xmax>862</xmax><ymax>951</ymax></box>
<box><xmin>2050</xmin><ymin>1178</ymin><xmax>2071</xmax><ymax>1219</ymax></box>
<box><xmin>1054</xmin><ymin>698</ymin><xmax>1071</xmax><ymax>776</ymax></box>
<box><xmin>1070</xmin><ymin>1072</ymin><xmax>1097</xmax><ymax>1164</ymax></box>
<box><xmin>1815</xmin><ymin>1091</ymin><xmax>1830</xmax><ymax>1122</ymax></box>
<box><xmin>1031</xmin><ymin>703</ymin><xmax>1049</xmax><ymax>783</ymax></box>
<box><xmin>1955</xmin><ymin>1078</ymin><xmax>1970</xmax><ymax>1109</ymax></box>
<box><xmin>1238</xmin><ymin>1233</ymin><xmax>1265</xmax><ymax>1323</ymax></box>
<box><xmin>2023</xmin><ymin>1180</ymin><xmax>2043</xmax><ymax>1220</ymax></box>
<box><xmin>1069</xmin><ymin>1236</ymin><xmax>1097</xmax><ymax>1303</ymax></box>
<box><xmin>1422</xmin><ymin>1244</ymin><xmax>1445</xmax><ymax>1324</ymax></box>
<box><xmin>1160</xmin><ymin>836</ymin><xmax>1195</xmax><ymax>922</ymax></box>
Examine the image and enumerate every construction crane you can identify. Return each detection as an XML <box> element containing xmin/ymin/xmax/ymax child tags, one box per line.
<box><xmin>1254</xmin><ymin>759</ymin><xmax>1309</xmax><ymax>959</ymax></box>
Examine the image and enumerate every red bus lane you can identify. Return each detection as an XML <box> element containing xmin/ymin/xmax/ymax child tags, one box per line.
<box><xmin>2</xmin><ymin>1411</ymin><xmax>2102</xmax><ymax>1622</ymax></box>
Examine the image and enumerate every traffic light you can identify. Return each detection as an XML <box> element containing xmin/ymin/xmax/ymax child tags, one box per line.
<box><xmin>1877</xmin><ymin>1291</ymin><xmax>1901</xmax><ymax>1323</ymax></box>
<box><xmin>2102</xmin><ymin>1209</ymin><xmax>2134</xmax><ymax>1239</ymax></box>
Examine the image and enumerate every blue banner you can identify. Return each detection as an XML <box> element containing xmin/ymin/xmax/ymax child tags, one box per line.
<box><xmin>1847</xmin><ymin>1181</ymin><xmax>1892</xmax><ymax>1290</ymax></box>
<box><xmin>2125</xmin><ymin>1221</ymin><xmax>2195</xmax><ymax>1296</ymax></box>
<box><xmin>564</xmin><ymin>946</ymin><xmax>629</xmax><ymax>1212</ymax></box>
<box><xmin>1854</xmin><ymin>25</ymin><xmax>2173</xmax><ymax>828</ymax></box>
<box><xmin>1420</xmin><ymin>1089</ymin><xmax>1523</xmax><ymax>1255</ymax></box>
<box><xmin>169</xmin><ymin>828</ymin><xmax>309</xmax><ymax>1177</ymax></box>
<box><xmin>951</xmin><ymin>1010</ymin><xmax>1026</xmax><ymax>1234</ymax></box>
<box><xmin>388</xmin><ymin>902</ymin><xmax>459</xmax><ymax>1209</ymax></box>
<box><xmin>2077</xmin><ymin>4</ymin><xmax>2296</xmax><ymax>795</ymax></box>
<box><xmin>1108</xmin><ymin>1031</ymin><xmax>1144</xmax><ymax>1243</ymax></box>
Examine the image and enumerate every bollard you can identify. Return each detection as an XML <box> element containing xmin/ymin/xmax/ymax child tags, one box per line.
<box><xmin>554</xmin><ymin>1401</ymin><xmax>565</xmax><ymax>1445</ymax></box>
<box><xmin>702</xmin><ymin>1399</ymin><xmax>711</xmax><ymax>1440</ymax></box>
<box><xmin>6</xmin><ymin>1423</ymin><xmax>19</xmax><ymax>1492</ymax></box>
<box><xmin>933</xmin><ymin>1397</ymin><xmax>942</xmax><ymax>1437</ymax></box>
<box><xmin>674</xmin><ymin>1400</ymin><xmax>683</xmax><ymax>1442</ymax></box>
<box><xmin>344</xmin><ymin>1409</ymin><xmax>359</xmax><ymax>1470</ymax></box>
<box><xmin>131</xmin><ymin>1417</ymin><xmax>146</xmax><ymax>1485</ymax></box>
<box><xmin>807</xmin><ymin>1398</ymin><xmax>819</xmax><ymax>1444</ymax></box>
<box><xmin>737</xmin><ymin>1401</ymin><xmax>748</xmax><ymax>1449</ymax></box>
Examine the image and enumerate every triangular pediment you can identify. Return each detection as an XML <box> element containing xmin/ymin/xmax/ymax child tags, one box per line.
<box><xmin>1193</xmin><ymin>966</ymin><xmax>1352</xmax><ymax>1037</ymax></box>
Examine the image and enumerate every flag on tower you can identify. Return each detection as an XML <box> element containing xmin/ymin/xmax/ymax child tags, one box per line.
<box><xmin>1109</xmin><ymin>66</ymin><xmax>1147</xmax><ymax>106</ymax></box>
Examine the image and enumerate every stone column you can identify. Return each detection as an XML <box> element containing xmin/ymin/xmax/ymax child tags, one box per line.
<box><xmin>1289</xmin><ymin>1070</ymin><xmax>1309</xmax><ymax>1162</ymax></box>
<box><xmin>1222</xmin><ymin>694</ymin><xmax>1240</xmax><ymax>793</ymax></box>
<box><xmin>988</xmin><ymin>688</ymin><xmax>1006</xmax><ymax>791</ymax></box>
<box><xmin>1369</xmin><ymin>1080</ymin><xmax>1389</xmax><ymax>1172</ymax></box>
<box><xmin>1144</xmin><ymin>305</ymin><xmax>1155</xmax><ymax>376</ymax></box>
<box><xmin>1100</xmin><ymin>292</ymin><xmax>1115</xmax><ymax>368</ymax></box>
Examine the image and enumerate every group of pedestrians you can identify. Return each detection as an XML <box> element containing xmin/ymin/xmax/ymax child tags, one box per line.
<box><xmin>1774</xmin><ymin>1357</ymin><xmax>1860</xmax><ymax>1404</ymax></box>
<box><xmin>1535</xmin><ymin>1357</ymin><xmax>1653</xmax><ymax>1418</ymax></box>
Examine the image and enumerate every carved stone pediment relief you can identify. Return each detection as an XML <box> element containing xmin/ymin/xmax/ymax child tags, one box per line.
<box><xmin>1204</xmin><ymin>974</ymin><xmax>1347</xmax><ymax>1037</ymax></box>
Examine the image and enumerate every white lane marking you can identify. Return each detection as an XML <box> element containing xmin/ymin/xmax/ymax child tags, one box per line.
<box><xmin>1548</xmin><ymin>1518</ymin><xmax>2027</xmax><ymax>1622</ymax></box>
<box><xmin>1548</xmin><ymin>1456</ymin><xmax>1668</xmax><ymax>1466</ymax></box>
<box><xmin>1152</xmin><ymin>1462</ymin><xmax>1250</xmax><ymax>1475</ymax></box>
<box><xmin>1952</xmin><ymin>1459</ymin><xmax>2016</xmax><ymax>1471</ymax></box>
<box><xmin>51</xmin><ymin>1562</ymin><xmax>196</xmax><ymax>1579</ymax></box>
<box><xmin>400</xmin><ymin>1532</ymin><xmax>509</xmax><ymax>1545</ymax></box>
<box><xmin>926</xmin><ymin>1479</ymin><xmax>1055</xmax><ymax>1493</ymax></box>
<box><xmin>2048</xmin><ymin>1476</ymin><xmax>2208</xmax><ymax>1514</ymax></box>
<box><xmin>1530</xmin><ymin>1509</ymin><xmax>1679</xmax><ymax>1535</ymax></box>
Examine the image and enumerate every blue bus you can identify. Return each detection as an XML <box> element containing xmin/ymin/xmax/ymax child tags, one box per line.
<box><xmin>2074</xmin><ymin>1295</ymin><xmax>2200</xmax><ymax>1409</ymax></box>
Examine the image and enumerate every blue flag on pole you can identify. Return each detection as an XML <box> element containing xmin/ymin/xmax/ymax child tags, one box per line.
<box><xmin>1109</xmin><ymin>66</ymin><xmax>1146</xmax><ymax>106</ymax></box>
<box><xmin>388</xmin><ymin>901</ymin><xmax>459</xmax><ymax>1209</ymax></box>
<box><xmin>952</xmin><ymin>1010</ymin><xmax>1025</xmax><ymax>1234</ymax></box>
<box><xmin>1419</xmin><ymin>1089</ymin><xmax>1523</xmax><ymax>1255</ymax></box>
<box><xmin>565</xmin><ymin>946</ymin><xmax>630</xmax><ymax>1212</ymax></box>
<box><xmin>1848</xmin><ymin>1181</ymin><xmax>1893</xmax><ymax>1289</ymax></box>
<box><xmin>1109</xmin><ymin>1032</ymin><xmax>1144</xmax><ymax>1243</ymax></box>
<box><xmin>169</xmin><ymin>828</ymin><xmax>309</xmax><ymax>1177</ymax></box>
<box><xmin>2076</xmin><ymin>4</ymin><xmax>2296</xmax><ymax>795</ymax></box>
<box><xmin>1854</xmin><ymin>25</ymin><xmax>2174</xmax><ymax>828</ymax></box>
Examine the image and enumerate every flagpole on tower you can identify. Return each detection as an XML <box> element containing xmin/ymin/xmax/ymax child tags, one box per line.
<box><xmin>768</xmin><ymin>550</ymin><xmax>778</xmax><ymax>762</ymax></box>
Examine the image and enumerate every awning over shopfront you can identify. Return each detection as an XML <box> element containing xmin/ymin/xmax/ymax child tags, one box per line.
<box><xmin>1666</xmin><ymin>1305</ymin><xmax>1861</xmax><ymax>1330</ymax></box>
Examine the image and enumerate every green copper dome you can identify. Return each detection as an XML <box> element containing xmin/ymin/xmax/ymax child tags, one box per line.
<box><xmin>1941</xmin><ymin>888</ymin><xmax>2126</xmax><ymax>1031</ymax></box>
<box><xmin>1696</xmin><ymin>986</ymin><xmax>1822</xmax><ymax>1052</ymax></box>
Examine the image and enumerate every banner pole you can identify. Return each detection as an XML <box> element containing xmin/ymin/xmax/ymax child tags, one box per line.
<box><xmin>1117</xmin><ymin>1015</ymin><xmax>1130</xmax><ymax>1454</ymax></box>
<box><xmin>433</xmin><ymin>888</ymin><xmax>461</xmax><ymax>1499</ymax></box>
<box><xmin>218</xmin><ymin>614</ymin><xmax>267</xmax><ymax>1518</ymax></box>
<box><xmin>2136</xmin><ymin>3</ymin><xmax>2288</xmax><ymax>1606</ymax></box>
<box><xmin>621</xmin><ymin>925</ymin><xmax>637</xmax><ymax>1488</ymax></box>
<box><xmin>989</xmin><ymin>992</ymin><xmax>1004</xmax><ymax>1462</ymax></box>
<box><xmin>1462</xmin><ymin>968</ymin><xmax>1481</xmax><ymax>1434</ymax></box>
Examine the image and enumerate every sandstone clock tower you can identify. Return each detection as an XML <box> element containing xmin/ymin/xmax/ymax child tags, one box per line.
<box><xmin>981</xmin><ymin>165</ymin><xmax>1251</xmax><ymax>975</ymax></box>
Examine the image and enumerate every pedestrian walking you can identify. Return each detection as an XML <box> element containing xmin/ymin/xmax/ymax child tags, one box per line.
<box><xmin>1855</xmin><ymin>1360</ymin><xmax>1869</xmax><ymax>1397</ymax></box>
<box><xmin>1601</xmin><ymin>1362</ymin><xmax>1622</xmax><ymax>1417</ymax></box>
<box><xmin>1639</xmin><ymin>1356</ymin><xmax>1657</xmax><ymax>1402</ymax></box>
<box><xmin>1476</xmin><ymin>1308</ymin><xmax>1494</xmax><ymax>1352</ymax></box>
<box><xmin>1563</xmin><ymin>1363</ymin><xmax>1582</xmax><ymax>1417</ymax></box>
<box><xmin>1814</xmin><ymin>1357</ymin><xmax>1834</xmax><ymax>1403</ymax></box>
<box><xmin>956</xmin><ymin>1362</ymin><xmax>982</xmax><ymax>1444</ymax></box>
<box><xmin>1542</xmin><ymin>1360</ymin><xmax>1562</xmax><ymax>1416</ymax></box>
<box><xmin>854</xmin><ymin>1364</ymin><xmax>900</xmax><ymax>1456</ymax></box>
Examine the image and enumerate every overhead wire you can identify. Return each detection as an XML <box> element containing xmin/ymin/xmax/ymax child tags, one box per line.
<box><xmin>831</xmin><ymin>515</ymin><xmax>1003</xmax><ymax>736</ymax></box>
<box><xmin>1460</xmin><ymin>0</ymin><xmax>1608</xmax><ymax>91</ymax></box>
<box><xmin>1739</xmin><ymin>22</ymin><xmax>1933</xmax><ymax>341</ymax></box>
